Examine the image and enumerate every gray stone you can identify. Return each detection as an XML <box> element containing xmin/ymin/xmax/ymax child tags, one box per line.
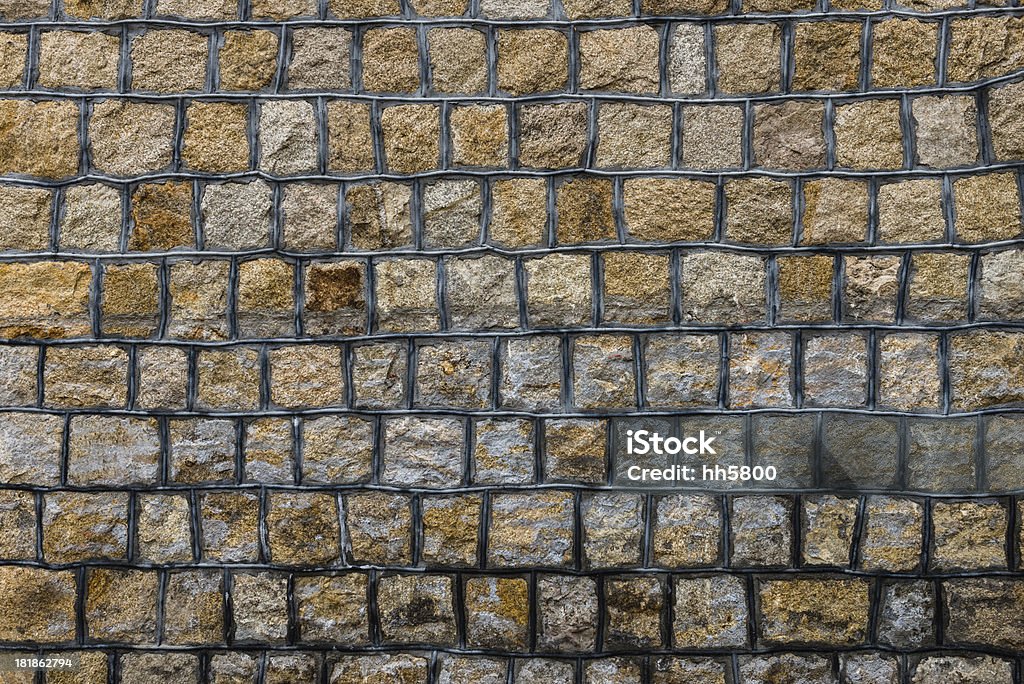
<box><xmin>422</xmin><ymin>179</ymin><xmax>482</xmax><ymax>247</ymax></box>
<box><xmin>877</xmin><ymin>581</ymin><xmax>935</xmax><ymax>648</ymax></box>
<box><xmin>751</xmin><ymin>414</ymin><xmax>815</xmax><ymax>488</ymax></box>
<box><xmin>979</xmin><ymin>249</ymin><xmax>1024</xmax><ymax>320</ymax></box>
<box><xmin>644</xmin><ymin>334</ymin><xmax>720</xmax><ymax>408</ymax></box>
<box><xmin>137</xmin><ymin>493</ymin><xmax>193</xmax><ymax>563</ymax></box>
<box><xmin>572</xmin><ymin>334</ymin><xmax>636</xmax><ymax>410</ymax></box>
<box><xmin>906</xmin><ymin>418</ymin><xmax>976</xmax><ymax>492</ymax></box>
<box><xmin>842</xmin><ymin>654</ymin><xmax>900</xmax><ymax>684</ymax></box>
<box><xmin>983</xmin><ymin>414</ymin><xmax>1024</xmax><ymax>491</ymax></box>
<box><xmin>68</xmin><ymin>415</ymin><xmax>160</xmax><ymax>486</ymax></box>
<box><xmin>231</xmin><ymin>572</ymin><xmax>289</xmax><ymax>643</ymax></box>
<box><xmin>537</xmin><ymin>574</ymin><xmax>598</xmax><ymax>652</ymax></box>
<box><xmin>911</xmin><ymin>656</ymin><xmax>1013</xmax><ymax>684</ymax></box>
<box><xmin>351</xmin><ymin>342</ymin><xmax>407</xmax><ymax>408</ymax></box>
<box><xmin>301</xmin><ymin>415</ymin><xmax>374</xmax><ymax>484</ymax></box>
<box><xmin>673</xmin><ymin>575</ymin><xmax>748</xmax><ymax>648</ymax></box>
<box><xmin>822</xmin><ymin>415</ymin><xmax>899</xmax><ymax>489</ymax></box>
<box><xmin>668</xmin><ymin>24</ymin><xmax>705</xmax><ymax>95</ymax></box>
<box><xmin>376</xmin><ymin>574</ymin><xmax>456</xmax><ymax>645</ymax></box>
<box><xmin>201</xmin><ymin>180</ymin><xmax>272</xmax><ymax>249</ymax></box>
<box><xmin>499</xmin><ymin>335</ymin><xmax>562</xmax><ymax>411</ymax></box>
<box><xmin>0</xmin><ymin>346</ymin><xmax>37</xmax><ymax>406</ymax></box>
<box><xmin>446</xmin><ymin>255</ymin><xmax>519</xmax><ymax>330</ymax></box>
<box><xmin>415</xmin><ymin>339</ymin><xmax>492</xmax><ymax>409</ymax></box>
<box><xmin>436</xmin><ymin>654</ymin><xmax>508</xmax><ymax>684</ymax></box>
<box><xmin>730</xmin><ymin>496</ymin><xmax>792</xmax><ymax>567</ymax></box>
<box><xmin>802</xmin><ymin>494</ymin><xmax>858</xmax><ymax>567</ymax></box>
<box><xmin>259</xmin><ymin>100</ymin><xmax>318</xmax><ymax>174</ymax></box>
<box><xmin>209</xmin><ymin>652</ymin><xmax>258</xmax><ymax>684</ymax></box>
<box><xmin>514</xmin><ymin>659</ymin><xmax>575</xmax><ymax>683</ymax></box>
<box><xmin>382</xmin><ymin>416</ymin><xmax>463</xmax><ymax>487</ymax></box>
<box><xmin>803</xmin><ymin>334</ymin><xmax>869</xmax><ymax>406</ymax></box>
<box><xmin>472</xmin><ymin>418</ymin><xmax>535</xmax><ymax>485</ymax></box>
<box><xmin>581</xmin><ymin>492</ymin><xmax>644</xmax><ymax>569</ymax></box>
<box><xmin>739</xmin><ymin>654</ymin><xmax>836</xmax><ymax>684</ymax></box>
<box><xmin>913</xmin><ymin>95</ymin><xmax>978</xmax><ymax>168</ymax></box>
<box><xmin>860</xmin><ymin>496</ymin><xmax>924</xmax><ymax>572</ymax></box>
<box><xmin>652</xmin><ymin>494</ymin><xmax>721</xmax><ymax>568</ymax></box>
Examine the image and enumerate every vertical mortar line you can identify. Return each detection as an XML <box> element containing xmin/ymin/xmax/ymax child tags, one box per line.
<box><xmin>792</xmin><ymin>176</ymin><xmax>804</xmax><ymax>246</ymax></box>
<box><xmin>866</xmin><ymin>328</ymin><xmax>877</xmax><ymax>410</ymax></box>
<box><xmin>717</xmin><ymin>331</ymin><xmax>729</xmax><ymax>410</ymax></box>
<box><xmin>336</xmin><ymin>181</ymin><xmax>347</xmax><ymax>252</ymax></box>
<box><xmin>49</xmin><ymin>185</ymin><xmax>63</xmax><ymax>253</ymax></box>
<box><xmin>193</xmin><ymin>180</ymin><xmax>205</xmax><ymax>250</ymax></box>
<box><xmin>791</xmin><ymin>492</ymin><xmax>802</xmax><ymax>569</ymax></box>
<box><xmin>365</xmin><ymin>255</ymin><xmax>376</xmax><ymax>336</ymax></box>
<box><xmin>489</xmin><ymin>335</ymin><xmax>501</xmax><ymax>412</ymax></box>
<box><xmin>208</xmin><ymin>30</ymin><xmax>222</xmax><ymax>94</ymax></box>
<box><xmin>155</xmin><ymin>568</ymin><xmax>167</xmax><ymax>645</ymax></box>
<box><xmin>24</xmin><ymin>24</ymin><xmax>39</xmax><ymax>91</ymax></box>
<box><xmin>712</xmin><ymin>177</ymin><xmax>725</xmax><ymax>243</ymax></box>
<box><xmin>572</xmin><ymin>489</ymin><xmax>583</xmax><ymax>572</ymax></box>
<box><xmin>744</xmin><ymin>571</ymin><xmax>758</xmax><ymax>650</ymax></box>
<box><xmin>670</xmin><ymin>248</ymin><xmax>681</xmax><ymax>326</ymax></box>
<box><xmin>223</xmin><ymin>567</ymin><xmax>235</xmax><ymax>647</ymax></box>
<box><xmin>703</xmin><ymin>21</ymin><xmax>715</xmax><ymax>97</ymax></box>
<box><xmin>812</xmin><ymin>410</ymin><xmax>824</xmax><ymax>489</ymax></box>
<box><xmin>258</xmin><ymin>343</ymin><xmax>271</xmax><ymax>411</ymax></box>
<box><xmin>1009</xmin><ymin>493</ymin><xmax>1020</xmax><ymax>570</ymax></box>
<box><xmin>78</xmin><ymin>96</ymin><xmax>90</xmax><ymax>178</ymax></box>
<box><xmin>461</xmin><ymin>415</ymin><xmax>472</xmax><ymax>488</ymax></box>
<box><xmin>832</xmin><ymin>252</ymin><xmax>844</xmax><ymax>323</ymax></box>
<box><xmin>849</xmin><ymin>494</ymin><xmax>868</xmax><ymax>570</ymax></box>
<box><xmin>89</xmin><ymin>258</ymin><xmax>103</xmax><ymax>339</ymax></box>
<box><xmin>436</xmin><ymin>255</ymin><xmax>449</xmax><ymax>331</ymax></box>
<box><xmin>453</xmin><ymin>570</ymin><xmax>466</xmax><ymax>648</ymax></box>
<box><xmin>563</xmin><ymin>333</ymin><xmax>574</xmax><ymax>412</ymax></box>
<box><xmin>859</xmin><ymin>18</ymin><xmax>872</xmax><ymax>93</ymax></box>
<box><xmin>159</xmin><ymin>415</ymin><xmax>170</xmax><ymax>486</ymax></box>
<box><xmin>742</xmin><ymin>99</ymin><xmax>754</xmax><ymax>171</ymax></box>
<box><xmin>921</xmin><ymin>494</ymin><xmax>933</xmax><ymax>576</ymax></box>
<box><xmin>657</xmin><ymin>20</ymin><xmax>669</xmax><ymax>99</ymax></box>
<box><xmin>478</xmin><ymin>489</ymin><xmax>490</xmax><ymax>570</ymax></box>
<box><xmin>936</xmin><ymin>17</ymin><xmax>950</xmax><ymax>87</ymax></box>
<box><xmin>126</xmin><ymin>489</ymin><xmax>138</xmax><ymax>562</ymax></box>
<box><xmin>189</xmin><ymin>487</ymin><xmax>202</xmax><ymax>561</ymax></box>
<box><xmin>866</xmin><ymin>176</ymin><xmax>879</xmax><ymax>246</ymax></box>
<box><xmin>545</xmin><ymin>175</ymin><xmax>557</xmax><ymax>248</ymax></box>
<box><xmin>567</xmin><ymin>25</ymin><xmax>578</xmax><ymax>95</ymax></box>
<box><xmin>485</xmin><ymin>24</ymin><xmax>497</xmax><ymax>98</ymax></box>
<box><xmin>766</xmin><ymin>254</ymin><xmax>778</xmax><ymax>326</ymax></box>
<box><xmin>939</xmin><ymin>325</ymin><xmax>952</xmax><ymax>418</ymax></box>
<box><xmin>439</xmin><ymin>100</ymin><xmax>452</xmax><ymax>172</ymax></box>
<box><xmin>405</xmin><ymin>337</ymin><xmax>417</xmax><ymax>411</ymax></box>
<box><xmin>633</xmin><ymin>332</ymin><xmax>645</xmax><ymax>412</ymax></box>
<box><xmin>315</xmin><ymin>97</ymin><xmax>329</xmax><ymax>178</ymax></box>
<box><xmin>412</xmin><ymin>179</ymin><xmax>425</xmax><ymax>251</ymax></box>
<box><xmin>901</xmin><ymin>92</ymin><xmax>916</xmax><ymax>171</ymax></box>
<box><xmin>940</xmin><ymin>173</ymin><xmax>955</xmax><ymax>245</ymax></box>
<box><xmin>976</xmin><ymin>87</ymin><xmax>993</xmax><ymax>168</ymax></box>
<box><xmin>294</xmin><ymin>257</ymin><xmax>305</xmax><ymax>338</ymax></box>
<box><xmin>585</xmin><ymin>98</ymin><xmax>598</xmax><ymax>170</ymax></box>
<box><xmin>172</xmin><ymin>97</ymin><xmax>186</xmax><ymax>172</ymax></box>
<box><xmin>974</xmin><ymin>412</ymin><xmax>986</xmax><ymax>493</ymax></box>
<box><xmin>895</xmin><ymin>250</ymin><xmax>911</xmax><ymax>325</ymax></box>
<box><xmin>247</xmin><ymin>96</ymin><xmax>260</xmax><ymax>172</ymax></box>
<box><xmin>508</xmin><ymin>103</ymin><xmax>520</xmax><ymax>171</ymax></box>
<box><xmin>642</xmin><ymin>492</ymin><xmax>654</xmax><ymax>568</ymax></box>
<box><xmin>59</xmin><ymin>413</ymin><xmax>71</xmax><ymax>487</ymax></box>
<box><xmin>186</xmin><ymin>345</ymin><xmax>198</xmax><ymax>412</ymax></box>
<box><xmin>270</xmin><ymin>182</ymin><xmax>284</xmax><ymax>251</ymax></box>
<box><xmin>780</xmin><ymin>20</ymin><xmax>793</xmax><ymax>94</ymax></box>
<box><xmin>824</xmin><ymin>98</ymin><xmax>836</xmax><ymax>171</ymax></box>
<box><xmin>515</xmin><ymin>255</ymin><xmax>528</xmax><ymax>330</ymax></box>
<box><xmin>73</xmin><ymin>566</ymin><xmax>88</xmax><ymax>644</ymax></box>
<box><xmin>591</xmin><ymin>251</ymin><xmax>602</xmax><ymax>327</ymax></box>
<box><xmin>273</xmin><ymin>25</ymin><xmax>289</xmax><ymax>94</ymax></box>
<box><xmin>792</xmin><ymin>328</ymin><xmax>803</xmax><ymax>409</ymax></box>
<box><xmin>235</xmin><ymin>416</ymin><xmax>246</xmax><ymax>485</ymax></box>
<box><xmin>257</xmin><ymin>486</ymin><xmax>270</xmax><ymax>564</ymax></box>
<box><xmin>671</xmin><ymin>100</ymin><xmax>682</xmax><ymax>170</ymax></box>
<box><xmin>127</xmin><ymin>344</ymin><xmax>138</xmax><ymax>410</ymax></box>
<box><xmin>594</xmin><ymin>573</ymin><xmax>606</xmax><ymax>655</ymax></box>
<box><xmin>611</xmin><ymin>176</ymin><xmax>626</xmax><ymax>244</ymax></box>
<box><xmin>34</xmin><ymin>490</ymin><xmax>44</xmax><ymax>563</ymax></box>
<box><xmin>371</xmin><ymin>414</ymin><xmax>383</xmax><ymax>485</ymax></box>
<box><xmin>370</xmin><ymin>99</ymin><xmax>386</xmax><ymax>176</ymax></box>
<box><xmin>896</xmin><ymin>414</ymin><xmax>908</xmax><ymax>491</ymax></box>
<box><xmin>227</xmin><ymin>256</ymin><xmax>239</xmax><ymax>339</ymax></box>
<box><xmin>292</xmin><ymin>415</ymin><xmax>304</xmax><ymax>485</ymax></box>
<box><xmin>36</xmin><ymin>343</ymin><xmax>46</xmax><ymax>408</ymax></box>
<box><xmin>368</xmin><ymin>568</ymin><xmax>381</xmax><ymax>646</ymax></box>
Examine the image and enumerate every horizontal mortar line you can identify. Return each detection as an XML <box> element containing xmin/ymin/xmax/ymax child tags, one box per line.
<box><xmin>5</xmin><ymin>159</ymin><xmax>1024</xmax><ymax>187</ymax></box>
<box><xmin>0</xmin><ymin>644</ymin><xmax>1020</xmax><ymax>660</ymax></box>
<box><xmin>1</xmin><ymin>403</ymin><xmax>1023</xmax><ymax>418</ymax></box>
<box><xmin>4</xmin><ymin>69</ymin><xmax>1024</xmax><ymax>103</ymax></box>
<box><xmin>0</xmin><ymin>4</ymin><xmax>1022</xmax><ymax>28</ymax></box>
<box><xmin>1</xmin><ymin>482</ymin><xmax>1020</xmax><ymax>497</ymax></box>
<box><xmin>3</xmin><ymin>238</ymin><xmax>1024</xmax><ymax>260</ymax></box>
<box><xmin>0</xmin><ymin>558</ymin><xmax>1021</xmax><ymax>580</ymax></box>
<box><xmin>2</xmin><ymin>321</ymin><xmax>1024</xmax><ymax>345</ymax></box>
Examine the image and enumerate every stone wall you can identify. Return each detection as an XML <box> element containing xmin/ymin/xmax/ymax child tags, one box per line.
<box><xmin>0</xmin><ymin>0</ymin><xmax>1024</xmax><ymax>682</ymax></box>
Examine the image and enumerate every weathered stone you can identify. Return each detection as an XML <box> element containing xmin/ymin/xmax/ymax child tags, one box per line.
<box><xmin>346</xmin><ymin>182</ymin><xmax>413</xmax><ymax>250</ymax></box>
<box><xmin>38</xmin><ymin>30</ymin><xmax>119</xmax><ymax>90</ymax></box>
<box><xmin>488</xmin><ymin>491</ymin><xmax>574</xmax><ymax>568</ymax></box>
<box><xmin>604</xmin><ymin>575</ymin><xmax>664</xmax><ymax>649</ymax></box>
<box><xmin>183</xmin><ymin>101</ymin><xmax>251</xmax><ymax>173</ymax></box>
<box><xmin>497</xmin><ymin>29</ymin><xmax>567</xmax><ymax>95</ymax></box>
<box><xmin>931</xmin><ymin>500</ymin><xmax>1007</xmax><ymax>570</ymax></box>
<box><xmin>738</xmin><ymin>654</ymin><xmax>834</xmax><ymax>684</ymax></box>
<box><xmin>872</xmin><ymin>18</ymin><xmax>938</xmax><ymax>88</ymax></box>
<box><xmin>652</xmin><ymin>494</ymin><xmax>721</xmax><ymax>567</ymax></box>
<box><xmin>464</xmin><ymin>576</ymin><xmax>529</xmax><ymax>649</ymax></box>
<box><xmin>954</xmin><ymin>173</ymin><xmax>1022</xmax><ymax>243</ymax></box>
<box><xmin>673</xmin><ymin>575</ymin><xmax>748</xmax><ymax>648</ymax></box>
<box><xmin>0</xmin><ymin>566</ymin><xmax>77</xmax><ymax>642</ymax></box>
<box><xmin>287</xmin><ymin>28</ymin><xmax>350</xmax><ymax>89</ymax></box>
<box><xmin>725</xmin><ymin>177</ymin><xmax>793</xmax><ymax>245</ymax></box>
<box><xmin>137</xmin><ymin>493</ymin><xmax>193</xmax><ymax>563</ymax></box>
<box><xmin>514</xmin><ymin>659</ymin><xmax>575</xmax><ymax>682</ymax></box>
<box><xmin>0</xmin><ymin>100</ymin><xmax>80</xmax><ymax>178</ymax></box>
<box><xmin>381</xmin><ymin>415</ymin><xmax>463</xmax><ymax>487</ymax></box>
<box><xmin>479</xmin><ymin>0</ymin><xmax>549</xmax><ymax>17</ymax></box>
<box><xmin>435</xmin><ymin>655</ymin><xmax>508</xmax><ymax>684</ymax></box>
<box><xmin>101</xmin><ymin>263</ymin><xmax>160</xmax><ymax>337</ymax></box>
<box><xmin>135</xmin><ymin>346</ymin><xmax>189</xmax><ymax>409</ymax></box>
<box><xmin>259</xmin><ymin>100</ymin><xmax>317</xmax><ymax>174</ymax></box>
<box><xmin>525</xmin><ymin>253</ymin><xmax>592</xmax><ymax>327</ymax></box>
<box><xmin>753</xmin><ymin>100</ymin><xmax>826</xmax><ymax>169</ymax></box>
<box><xmin>878</xmin><ymin>580</ymin><xmax>935</xmax><ymax>648</ymax></box>
<box><xmin>751</xmin><ymin>414</ymin><xmax>816</xmax><ymax>488</ymax></box>
<box><xmin>729</xmin><ymin>332</ymin><xmax>792</xmax><ymax>408</ymax></box>
<box><xmin>822</xmin><ymin>415</ymin><xmax>900</xmax><ymax>489</ymax></box>
<box><xmin>428</xmin><ymin>27</ymin><xmax>486</xmax><ymax>94</ymax></box>
<box><xmin>731</xmin><ymin>496</ymin><xmax>792</xmax><ymax>567</ymax></box>
<box><xmin>119</xmin><ymin>653</ymin><xmax>200</xmax><ymax>684</ymax></box>
<box><xmin>834</xmin><ymin>99</ymin><xmax>904</xmax><ymax>170</ymax></box>
<box><xmin>220</xmin><ymin>30</ymin><xmax>278</xmax><ymax>91</ymax></box>
<box><xmin>877</xmin><ymin>179</ymin><xmax>946</xmax><ymax>244</ymax></box>
<box><xmin>911</xmin><ymin>656</ymin><xmax>1014</xmax><ymax>684</ymax></box>
<box><xmin>201</xmin><ymin>180</ymin><xmax>272</xmax><ymax>249</ymax></box>
<box><xmin>200</xmin><ymin>491</ymin><xmax>260</xmax><ymax>563</ymax></box>
<box><xmin>860</xmin><ymin>496</ymin><xmax>924</xmax><ymax>572</ymax></box>
<box><xmin>68</xmin><ymin>415</ymin><xmax>160</xmax><ymax>485</ymax></box>
<box><xmin>777</xmin><ymin>254</ymin><xmax>833</xmax><ymax>321</ymax></box>
<box><xmin>63</xmin><ymin>0</ymin><xmax>137</xmax><ymax>19</ymax></box>
<box><xmin>236</xmin><ymin>259</ymin><xmax>294</xmax><ymax>337</ymax></box>
<box><xmin>0</xmin><ymin>346</ymin><xmax>35</xmax><ymax>406</ymax></box>
<box><xmin>792</xmin><ymin>22</ymin><xmax>862</xmax><ymax>91</ymax></box>
<box><xmin>304</xmin><ymin>260</ymin><xmax>366</xmax><ymax>335</ymax></box>
<box><xmin>85</xmin><ymin>568</ymin><xmax>158</xmax><ymax>643</ymax></box>
<box><xmin>377</xmin><ymin>574</ymin><xmax>456</xmax><ymax>644</ymax></box>
<box><xmin>947</xmin><ymin>16</ymin><xmax>1024</xmax><ymax>83</ymax></box>
<box><xmin>843</xmin><ymin>255</ymin><xmax>901</xmax><ymax>322</ymax></box>
<box><xmin>231</xmin><ymin>572</ymin><xmax>289</xmax><ymax>643</ymax></box>
<box><xmin>60</xmin><ymin>183</ymin><xmax>122</xmax><ymax>252</ymax></box>
<box><xmin>949</xmin><ymin>330</ymin><xmax>1024</xmax><ymax>409</ymax></box>
<box><xmin>489</xmin><ymin>177</ymin><xmax>547</xmax><ymax>248</ymax></box>
<box><xmin>416</xmin><ymin>339</ymin><xmax>491</xmax><ymax>409</ymax></box>
<box><xmin>373</xmin><ymin>258</ymin><xmax>439</xmax><ymax>332</ymax></box>
<box><xmin>681</xmin><ymin>105</ymin><xmax>744</xmax><ymax>169</ymax></box>
<box><xmin>907</xmin><ymin>252</ymin><xmax>970</xmax><ymax>321</ymax></box>
<box><xmin>906</xmin><ymin>418</ymin><xmax>976</xmax><ymax>492</ymax></box>
<box><xmin>979</xmin><ymin>249</ymin><xmax>1024</xmax><ymax>320</ymax></box>
<box><xmin>573</xmin><ymin>335</ymin><xmax>635</xmax><ymax>409</ymax></box>
<box><xmin>330</xmin><ymin>654</ymin><xmax>427</xmax><ymax>684</ymax></box>
<box><xmin>651</xmin><ymin>658</ymin><xmax>729</xmax><ymax>684</ymax></box>
<box><xmin>0</xmin><ymin>490</ymin><xmax>36</xmax><ymax>560</ymax></box>
<box><xmin>544</xmin><ymin>418</ymin><xmax>605</xmax><ymax>483</ymax></box>
<box><xmin>943</xmin><ymin>578</ymin><xmax>1024</xmax><ymax>649</ymax></box>
<box><xmin>281</xmin><ymin>184</ymin><xmax>337</xmax><ymax>251</ymax></box>
<box><xmin>129</xmin><ymin>181</ymin><xmax>193</xmax><ymax>251</ymax></box>
<box><xmin>344</xmin><ymin>491</ymin><xmax>412</xmax><ymax>565</ymax></box>
<box><xmin>266</xmin><ymin>492</ymin><xmax>341</xmax><ymax>565</ymax></box>
<box><xmin>327</xmin><ymin>101</ymin><xmax>375</xmax><ymax>172</ymax></box>
<box><xmin>913</xmin><ymin>96</ymin><xmax>978</xmax><ymax>168</ymax></box>
<box><xmin>644</xmin><ymin>334</ymin><xmax>720</xmax><ymax>407</ymax></box>
<box><xmin>446</xmin><ymin>255</ymin><xmax>518</xmax><ymax>329</ymax></box>
<box><xmin>597</xmin><ymin>103</ymin><xmax>673</xmax><ymax>168</ymax></box>
<box><xmin>842</xmin><ymin>654</ymin><xmax>900</xmax><ymax>684</ymax></box>
<box><xmin>242</xmin><ymin>418</ymin><xmax>292</xmax><ymax>484</ymax></box>
<box><xmin>0</xmin><ymin>412</ymin><xmax>62</xmax><ymax>485</ymax></box>
<box><xmin>195</xmin><ymin>347</ymin><xmax>261</xmax><ymax>410</ymax></box>
<box><xmin>130</xmin><ymin>29</ymin><xmax>207</xmax><ymax>92</ymax></box>
<box><xmin>422</xmin><ymin>179</ymin><xmax>482</xmax><ymax>247</ymax></box>
<box><xmin>43</xmin><ymin>491</ymin><xmax>129</xmax><ymax>562</ymax></box>
<box><xmin>579</xmin><ymin>26</ymin><xmax>660</xmax><ymax>93</ymax></box>
<box><xmin>668</xmin><ymin>24</ymin><xmax>706</xmax><ymax>95</ymax></box>
<box><xmin>679</xmin><ymin>251</ymin><xmax>766</xmax><ymax>323</ymax></box>
<box><xmin>802</xmin><ymin>495</ymin><xmax>858</xmax><ymax>567</ymax></box>
<box><xmin>989</xmin><ymin>79</ymin><xmax>1024</xmax><ymax>161</ymax></box>
<box><xmin>351</xmin><ymin>342</ymin><xmax>406</xmax><ymax>408</ymax></box>
<box><xmin>759</xmin><ymin>578</ymin><xmax>871</xmax><ymax>645</ymax></box>
<box><xmin>536</xmin><ymin>574</ymin><xmax>598</xmax><ymax>652</ymax></box>
<box><xmin>381</xmin><ymin>103</ymin><xmax>440</xmax><ymax>173</ymax></box>
<box><xmin>803</xmin><ymin>333</ymin><xmax>868</xmax><ymax>406</ymax></box>
<box><xmin>517</xmin><ymin>102</ymin><xmax>589</xmax><ymax>168</ymax></box>
<box><xmin>208</xmin><ymin>652</ymin><xmax>259</xmax><ymax>684</ymax></box>
<box><xmin>269</xmin><ymin>344</ymin><xmax>344</xmax><ymax>408</ymax></box>
<box><xmin>878</xmin><ymin>333</ymin><xmax>940</xmax><ymax>411</ymax></box>
<box><xmin>581</xmin><ymin>492</ymin><xmax>643</xmax><ymax>569</ymax></box>
<box><xmin>295</xmin><ymin>573</ymin><xmax>369</xmax><ymax>643</ymax></box>
<box><xmin>301</xmin><ymin>415</ymin><xmax>374</xmax><ymax>484</ymax></box>
<box><xmin>169</xmin><ymin>418</ymin><xmax>235</xmax><ymax>484</ymax></box>
<box><xmin>449</xmin><ymin>105</ymin><xmax>508</xmax><ymax>167</ymax></box>
<box><xmin>163</xmin><ymin>569</ymin><xmax>224</xmax><ymax>644</ymax></box>
<box><xmin>603</xmin><ymin>251</ymin><xmax>672</xmax><ymax>324</ymax></box>
<box><xmin>422</xmin><ymin>495</ymin><xmax>480</xmax><ymax>567</ymax></box>
<box><xmin>714</xmin><ymin>23</ymin><xmax>780</xmax><ymax>93</ymax></box>
<box><xmin>362</xmin><ymin>27</ymin><xmax>419</xmax><ymax>92</ymax></box>
<box><xmin>555</xmin><ymin>176</ymin><xmax>615</xmax><ymax>244</ymax></box>
<box><xmin>473</xmin><ymin>418</ymin><xmax>535</xmax><ymax>484</ymax></box>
